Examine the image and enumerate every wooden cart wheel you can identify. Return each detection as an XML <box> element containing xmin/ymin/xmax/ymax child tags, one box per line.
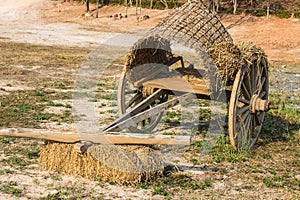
<box><xmin>117</xmin><ymin>70</ymin><xmax>167</xmax><ymax>133</ymax></box>
<box><xmin>228</xmin><ymin>63</ymin><xmax>269</xmax><ymax>150</ymax></box>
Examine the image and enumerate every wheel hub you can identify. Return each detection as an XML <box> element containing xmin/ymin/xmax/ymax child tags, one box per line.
<box><xmin>250</xmin><ymin>94</ymin><xmax>270</xmax><ymax>113</ymax></box>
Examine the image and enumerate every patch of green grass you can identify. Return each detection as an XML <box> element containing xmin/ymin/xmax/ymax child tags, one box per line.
<box><xmin>96</xmin><ymin>93</ymin><xmax>117</xmax><ymax>100</ymax></box>
<box><xmin>162</xmin><ymin>173</ymin><xmax>212</xmax><ymax>190</ymax></box>
<box><xmin>0</xmin><ymin>90</ymin><xmax>72</xmax><ymax>128</ymax></box>
<box><xmin>198</xmin><ymin>108</ymin><xmax>211</xmax><ymax>122</ymax></box>
<box><xmin>163</xmin><ymin>110</ymin><xmax>182</xmax><ymax>124</ymax></box>
<box><xmin>193</xmin><ymin>141</ymin><xmax>203</xmax><ymax>148</ymax></box>
<box><xmin>34</xmin><ymin>91</ymin><xmax>45</xmax><ymax>96</ymax></box>
<box><xmin>259</xmin><ymin>94</ymin><xmax>300</xmax><ymax>146</ymax></box>
<box><xmin>190</xmin><ymin>157</ymin><xmax>199</xmax><ymax>165</ymax></box>
<box><xmin>26</xmin><ymin>148</ymin><xmax>40</xmax><ymax>159</ymax></box>
<box><xmin>98</xmin><ymin>103</ymin><xmax>107</xmax><ymax>108</ymax></box>
<box><xmin>107</xmin><ymin>109</ymin><xmax>117</xmax><ymax>114</ymax></box>
<box><xmin>0</xmin><ymin>181</ymin><xmax>21</xmax><ymax>197</ymax></box>
<box><xmin>33</xmin><ymin>177</ymin><xmax>40</xmax><ymax>185</ymax></box>
<box><xmin>88</xmin><ymin>98</ymin><xmax>98</xmax><ymax>102</ymax></box>
<box><xmin>18</xmin><ymin>103</ymin><xmax>36</xmax><ymax>111</ymax></box>
<box><xmin>263</xmin><ymin>174</ymin><xmax>299</xmax><ymax>189</ymax></box>
<box><xmin>0</xmin><ymin>138</ymin><xmax>10</xmax><ymax>144</ymax></box>
<box><xmin>65</xmin><ymin>104</ymin><xmax>72</xmax><ymax>108</ymax></box>
<box><xmin>47</xmin><ymin>101</ymin><xmax>64</xmax><ymax>107</ymax></box>
<box><xmin>210</xmin><ymin>136</ymin><xmax>251</xmax><ymax>163</ymax></box>
<box><xmin>1</xmin><ymin>157</ymin><xmax>27</xmax><ymax>168</ymax></box>
<box><xmin>136</xmin><ymin>182</ymin><xmax>149</xmax><ymax>189</ymax></box>
<box><xmin>284</xmin><ymin>71</ymin><xmax>299</xmax><ymax>75</ymax></box>
<box><xmin>35</xmin><ymin>113</ymin><xmax>52</xmax><ymax>121</ymax></box>
<box><xmin>152</xmin><ymin>184</ymin><xmax>169</xmax><ymax>196</ymax></box>
<box><xmin>0</xmin><ymin>169</ymin><xmax>11</xmax><ymax>175</ymax></box>
<box><xmin>162</xmin><ymin>132</ymin><xmax>173</xmax><ymax>135</ymax></box>
<box><xmin>96</xmin><ymin>82</ymin><xmax>106</xmax><ymax>87</ymax></box>
<box><xmin>52</xmin><ymin>81</ymin><xmax>67</xmax><ymax>89</ymax></box>
<box><xmin>274</xmin><ymin>10</ymin><xmax>292</xmax><ymax>18</ymax></box>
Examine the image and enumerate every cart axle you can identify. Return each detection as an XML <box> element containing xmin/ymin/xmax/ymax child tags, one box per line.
<box><xmin>250</xmin><ymin>94</ymin><xmax>271</xmax><ymax>113</ymax></box>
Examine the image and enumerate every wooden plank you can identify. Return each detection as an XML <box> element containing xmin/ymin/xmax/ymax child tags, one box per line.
<box><xmin>102</xmin><ymin>89</ymin><xmax>164</xmax><ymax>132</ymax></box>
<box><xmin>0</xmin><ymin>128</ymin><xmax>190</xmax><ymax>145</ymax></box>
<box><xmin>143</xmin><ymin>78</ymin><xmax>209</xmax><ymax>95</ymax></box>
<box><xmin>104</xmin><ymin>93</ymin><xmax>193</xmax><ymax>132</ymax></box>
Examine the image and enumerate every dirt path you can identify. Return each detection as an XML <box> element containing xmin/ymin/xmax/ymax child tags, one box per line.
<box><xmin>1</xmin><ymin>0</ymin><xmax>300</xmax><ymax>66</ymax></box>
<box><xmin>0</xmin><ymin>0</ymin><xmax>141</xmax><ymax>47</ymax></box>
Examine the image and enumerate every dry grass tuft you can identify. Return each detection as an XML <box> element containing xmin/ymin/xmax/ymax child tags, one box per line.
<box><xmin>39</xmin><ymin>143</ymin><xmax>164</xmax><ymax>185</ymax></box>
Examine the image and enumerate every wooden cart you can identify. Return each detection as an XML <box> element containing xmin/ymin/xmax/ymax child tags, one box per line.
<box><xmin>103</xmin><ymin>53</ymin><xmax>270</xmax><ymax>150</ymax></box>
<box><xmin>0</xmin><ymin>1</ymin><xmax>272</xmax><ymax>150</ymax></box>
<box><xmin>103</xmin><ymin>1</ymin><xmax>272</xmax><ymax>150</ymax></box>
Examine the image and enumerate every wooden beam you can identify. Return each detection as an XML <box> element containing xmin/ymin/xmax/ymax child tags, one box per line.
<box><xmin>0</xmin><ymin>128</ymin><xmax>190</xmax><ymax>145</ymax></box>
<box><xmin>143</xmin><ymin>78</ymin><xmax>209</xmax><ymax>95</ymax></box>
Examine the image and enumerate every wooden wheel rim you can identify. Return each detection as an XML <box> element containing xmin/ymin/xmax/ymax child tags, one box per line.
<box><xmin>117</xmin><ymin>70</ymin><xmax>166</xmax><ymax>133</ymax></box>
<box><xmin>229</xmin><ymin>63</ymin><xmax>269</xmax><ymax>150</ymax></box>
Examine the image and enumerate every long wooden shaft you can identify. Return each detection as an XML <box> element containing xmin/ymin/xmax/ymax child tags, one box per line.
<box><xmin>0</xmin><ymin>128</ymin><xmax>190</xmax><ymax>145</ymax></box>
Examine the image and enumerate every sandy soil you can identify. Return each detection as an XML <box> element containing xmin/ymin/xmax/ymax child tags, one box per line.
<box><xmin>222</xmin><ymin>14</ymin><xmax>300</xmax><ymax>66</ymax></box>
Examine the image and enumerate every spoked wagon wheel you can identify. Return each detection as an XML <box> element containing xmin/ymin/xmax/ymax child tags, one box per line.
<box><xmin>228</xmin><ymin>63</ymin><xmax>270</xmax><ymax>150</ymax></box>
<box><xmin>117</xmin><ymin>70</ymin><xmax>167</xmax><ymax>133</ymax></box>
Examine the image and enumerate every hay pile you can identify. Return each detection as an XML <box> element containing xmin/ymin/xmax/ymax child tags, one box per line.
<box><xmin>39</xmin><ymin>143</ymin><xmax>164</xmax><ymax>185</ymax></box>
<box><xmin>207</xmin><ymin>41</ymin><xmax>268</xmax><ymax>85</ymax></box>
<box><xmin>124</xmin><ymin>40</ymin><xmax>268</xmax><ymax>88</ymax></box>
<box><xmin>208</xmin><ymin>42</ymin><xmax>243</xmax><ymax>85</ymax></box>
<box><xmin>237</xmin><ymin>41</ymin><xmax>269</xmax><ymax>68</ymax></box>
<box><xmin>125</xmin><ymin>35</ymin><xmax>173</xmax><ymax>71</ymax></box>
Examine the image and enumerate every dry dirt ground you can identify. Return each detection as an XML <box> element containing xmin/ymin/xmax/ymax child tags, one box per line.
<box><xmin>0</xmin><ymin>0</ymin><xmax>299</xmax><ymax>199</ymax></box>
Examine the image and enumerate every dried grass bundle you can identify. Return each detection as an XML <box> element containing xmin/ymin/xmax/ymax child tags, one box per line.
<box><xmin>208</xmin><ymin>42</ymin><xmax>243</xmax><ymax>85</ymax></box>
<box><xmin>39</xmin><ymin>143</ymin><xmax>164</xmax><ymax>185</ymax></box>
<box><xmin>207</xmin><ymin>41</ymin><xmax>268</xmax><ymax>85</ymax></box>
<box><xmin>125</xmin><ymin>35</ymin><xmax>173</xmax><ymax>71</ymax></box>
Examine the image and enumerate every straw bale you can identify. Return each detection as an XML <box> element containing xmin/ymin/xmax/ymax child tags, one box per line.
<box><xmin>207</xmin><ymin>41</ymin><xmax>268</xmax><ymax>85</ymax></box>
<box><xmin>208</xmin><ymin>42</ymin><xmax>243</xmax><ymax>85</ymax></box>
<box><xmin>39</xmin><ymin>143</ymin><xmax>164</xmax><ymax>185</ymax></box>
<box><xmin>237</xmin><ymin>41</ymin><xmax>269</xmax><ymax>68</ymax></box>
<box><xmin>125</xmin><ymin>35</ymin><xmax>173</xmax><ymax>71</ymax></box>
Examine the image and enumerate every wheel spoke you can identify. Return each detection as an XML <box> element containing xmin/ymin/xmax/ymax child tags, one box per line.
<box><xmin>250</xmin><ymin>114</ymin><xmax>256</xmax><ymax>138</ymax></box>
<box><xmin>244</xmin><ymin>71</ymin><xmax>253</xmax><ymax>96</ymax></box>
<box><xmin>241</xmin><ymin>82</ymin><xmax>251</xmax><ymax>100</ymax></box>
<box><xmin>261</xmin><ymin>76</ymin><xmax>266</xmax><ymax>87</ymax></box>
<box><xmin>237</xmin><ymin>105</ymin><xmax>249</xmax><ymax>115</ymax></box>
<box><xmin>254</xmin><ymin>113</ymin><xmax>261</xmax><ymax>125</ymax></box>
<box><xmin>242</xmin><ymin>111</ymin><xmax>250</xmax><ymax>122</ymax></box>
<box><xmin>125</xmin><ymin>89</ymin><xmax>138</xmax><ymax>95</ymax></box>
<box><xmin>245</xmin><ymin>114</ymin><xmax>251</xmax><ymax>131</ymax></box>
<box><xmin>255</xmin><ymin>112</ymin><xmax>265</xmax><ymax>125</ymax></box>
<box><xmin>126</xmin><ymin>93</ymin><xmax>142</xmax><ymax>108</ymax></box>
<box><xmin>259</xmin><ymin>91</ymin><xmax>266</xmax><ymax>98</ymax></box>
<box><xmin>238</xmin><ymin>114</ymin><xmax>251</xmax><ymax>146</ymax></box>
<box><xmin>238</xmin><ymin>97</ymin><xmax>250</xmax><ymax>105</ymax></box>
<box><xmin>251</xmin><ymin>67</ymin><xmax>257</xmax><ymax>94</ymax></box>
<box><xmin>258</xmin><ymin>76</ymin><xmax>266</xmax><ymax>94</ymax></box>
<box><xmin>239</xmin><ymin>114</ymin><xmax>250</xmax><ymax>133</ymax></box>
